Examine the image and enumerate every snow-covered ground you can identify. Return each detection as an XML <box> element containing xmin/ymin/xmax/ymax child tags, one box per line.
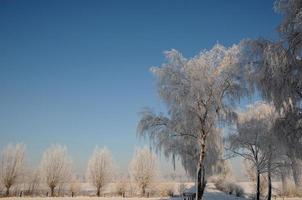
<box><xmin>1</xmin><ymin>198</ymin><xmax>168</xmax><ymax>200</ymax></box>
<box><xmin>0</xmin><ymin>183</ymin><xmax>247</xmax><ymax>200</ymax></box>
<box><xmin>1</xmin><ymin>197</ymin><xmax>301</xmax><ymax>200</ymax></box>
<box><xmin>1</xmin><ymin>182</ymin><xmax>301</xmax><ymax>200</ymax></box>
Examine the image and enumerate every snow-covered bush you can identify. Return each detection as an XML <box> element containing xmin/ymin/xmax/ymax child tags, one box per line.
<box><xmin>115</xmin><ymin>176</ymin><xmax>128</xmax><ymax>197</ymax></box>
<box><xmin>233</xmin><ymin>184</ymin><xmax>244</xmax><ymax>197</ymax></box>
<box><xmin>214</xmin><ymin>178</ymin><xmax>244</xmax><ymax>197</ymax></box>
<box><xmin>178</xmin><ymin>183</ymin><xmax>186</xmax><ymax>195</ymax></box>
<box><xmin>157</xmin><ymin>183</ymin><xmax>175</xmax><ymax>197</ymax></box>
<box><xmin>69</xmin><ymin>177</ymin><xmax>81</xmax><ymax>197</ymax></box>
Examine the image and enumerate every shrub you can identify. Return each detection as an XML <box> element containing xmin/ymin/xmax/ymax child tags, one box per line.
<box><xmin>214</xmin><ymin>178</ymin><xmax>245</xmax><ymax>197</ymax></box>
<box><xmin>69</xmin><ymin>180</ymin><xmax>81</xmax><ymax>197</ymax></box>
<box><xmin>115</xmin><ymin>178</ymin><xmax>128</xmax><ymax>197</ymax></box>
<box><xmin>157</xmin><ymin>183</ymin><xmax>175</xmax><ymax>197</ymax></box>
<box><xmin>234</xmin><ymin>184</ymin><xmax>244</xmax><ymax>197</ymax></box>
<box><xmin>178</xmin><ymin>183</ymin><xmax>186</xmax><ymax>195</ymax></box>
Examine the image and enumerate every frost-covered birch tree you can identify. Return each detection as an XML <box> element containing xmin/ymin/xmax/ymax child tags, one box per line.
<box><xmin>138</xmin><ymin>44</ymin><xmax>244</xmax><ymax>200</ymax></box>
<box><xmin>0</xmin><ymin>143</ymin><xmax>26</xmax><ymax>196</ymax></box>
<box><xmin>227</xmin><ymin>102</ymin><xmax>278</xmax><ymax>200</ymax></box>
<box><xmin>129</xmin><ymin>147</ymin><xmax>158</xmax><ymax>196</ymax></box>
<box><xmin>86</xmin><ymin>147</ymin><xmax>114</xmax><ymax>197</ymax></box>
<box><xmin>39</xmin><ymin>145</ymin><xmax>72</xmax><ymax>197</ymax></box>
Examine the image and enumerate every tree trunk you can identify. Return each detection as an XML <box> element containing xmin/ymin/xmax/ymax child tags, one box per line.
<box><xmin>256</xmin><ymin>170</ymin><xmax>260</xmax><ymax>200</ymax></box>
<box><xmin>6</xmin><ymin>186</ymin><xmax>10</xmax><ymax>197</ymax></box>
<box><xmin>196</xmin><ymin>142</ymin><xmax>207</xmax><ymax>200</ymax></box>
<box><xmin>267</xmin><ymin>167</ymin><xmax>272</xmax><ymax>200</ymax></box>
<box><xmin>201</xmin><ymin>166</ymin><xmax>207</xmax><ymax>195</ymax></box>
<box><xmin>267</xmin><ymin>149</ymin><xmax>272</xmax><ymax>200</ymax></box>
<box><xmin>50</xmin><ymin>186</ymin><xmax>55</xmax><ymax>197</ymax></box>
<box><xmin>97</xmin><ymin>187</ymin><xmax>101</xmax><ymax>197</ymax></box>
<box><xmin>142</xmin><ymin>186</ymin><xmax>146</xmax><ymax>197</ymax></box>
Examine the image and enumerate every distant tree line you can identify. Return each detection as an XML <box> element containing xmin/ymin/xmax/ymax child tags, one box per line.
<box><xmin>0</xmin><ymin>144</ymin><xmax>160</xmax><ymax>197</ymax></box>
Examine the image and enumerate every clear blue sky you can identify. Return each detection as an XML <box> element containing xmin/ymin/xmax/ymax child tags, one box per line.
<box><xmin>0</xmin><ymin>0</ymin><xmax>280</xmax><ymax>174</ymax></box>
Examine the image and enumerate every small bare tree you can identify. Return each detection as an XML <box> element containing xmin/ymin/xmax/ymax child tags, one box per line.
<box><xmin>0</xmin><ymin>143</ymin><xmax>26</xmax><ymax>196</ymax></box>
<box><xmin>86</xmin><ymin>147</ymin><xmax>114</xmax><ymax>197</ymax></box>
<box><xmin>39</xmin><ymin>144</ymin><xmax>72</xmax><ymax>197</ymax></box>
<box><xmin>129</xmin><ymin>147</ymin><xmax>158</xmax><ymax>197</ymax></box>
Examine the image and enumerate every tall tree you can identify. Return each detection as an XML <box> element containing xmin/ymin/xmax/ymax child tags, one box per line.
<box><xmin>39</xmin><ymin>145</ymin><xmax>72</xmax><ymax>197</ymax></box>
<box><xmin>86</xmin><ymin>147</ymin><xmax>114</xmax><ymax>197</ymax></box>
<box><xmin>238</xmin><ymin>0</ymin><xmax>302</xmax><ymax>189</ymax></box>
<box><xmin>138</xmin><ymin>44</ymin><xmax>244</xmax><ymax>200</ymax></box>
<box><xmin>0</xmin><ymin>143</ymin><xmax>26</xmax><ymax>196</ymax></box>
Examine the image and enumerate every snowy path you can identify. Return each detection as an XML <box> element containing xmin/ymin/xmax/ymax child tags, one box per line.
<box><xmin>202</xmin><ymin>184</ymin><xmax>246</xmax><ymax>200</ymax></box>
<box><xmin>169</xmin><ymin>183</ymin><xmax>247</xmax><ymax>200</ymax></box>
